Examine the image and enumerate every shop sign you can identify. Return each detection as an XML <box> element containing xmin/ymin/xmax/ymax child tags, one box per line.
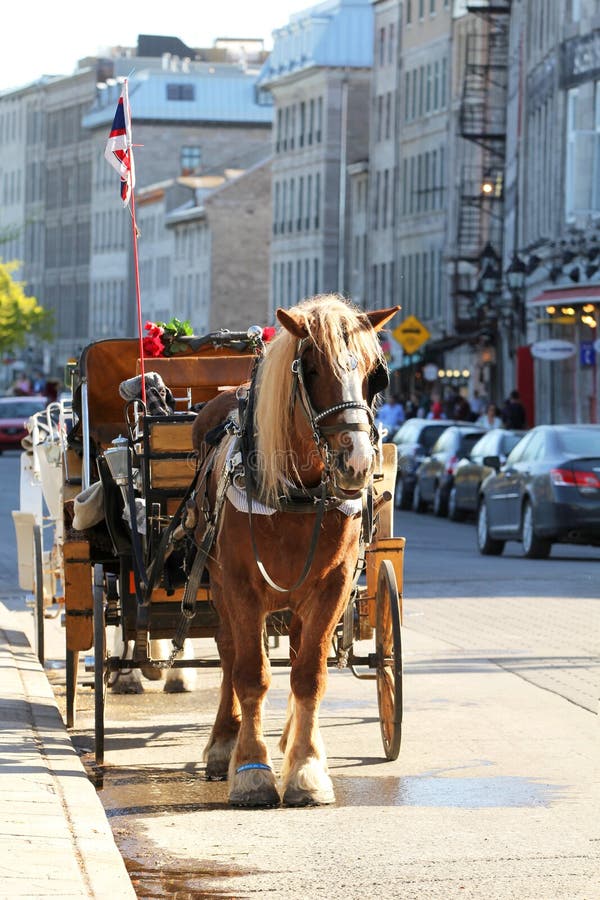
<box><xmin>531</xmin><ymin>339</ymin><xmax>577</xmax><ymax>361</ymax></box>
<box><xmin>580</xmin><ymin>341</ymin><xmax>596</xmax><ymax>367</ymax></box>
<box><xmin>392</xmin><ymin>315</ymin><xmax>431</xmax><ymax>355</ymax></box>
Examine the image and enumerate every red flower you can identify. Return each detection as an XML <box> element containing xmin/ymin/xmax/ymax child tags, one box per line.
<box><xmin>142</xmin><ymin>335</ymin><xmax>165</xmax><ymax>358</ymax></box>
<box><xmin>262</xmin><ymin>326</ymin><xmax>276</xmax><ymax>342</ymax></box>
<box><xmin>144</xmin><ymin>320</ymin><xmax>164</xmax><ymax>339</ymax></box>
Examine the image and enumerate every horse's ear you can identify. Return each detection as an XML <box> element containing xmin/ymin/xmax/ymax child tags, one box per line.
<box><xmin>365</xmin><ymin>306</ymin><xmax>401</xmax><ymax>332</ymax></box>
<box><xmin>276</xmin><ymin>308</ymin><xmax>309</xmax><ymax>339</ymax></box>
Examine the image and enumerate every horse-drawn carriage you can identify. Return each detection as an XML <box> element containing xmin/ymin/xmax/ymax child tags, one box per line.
<box><xmin>15</xmin><ymin>296</ymin><xmax>405</xmax><ymax>808</ymax></box>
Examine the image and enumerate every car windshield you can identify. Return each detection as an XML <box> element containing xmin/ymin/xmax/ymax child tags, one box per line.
<box><xmin>421</xmin><ymin>425</ymin><xmax>448</xmax><ymax>452</ymax></box>
<box><xmin>459</xmin><ymin>433</ymin><xmax>484</xmax><ymax>456</ymax></box>
<box><xmin>0</xmin><ymin>400</ymin><xmax>46</xmax><ymax>417</ymax></box>
<box><xmin>555</xmin><ymin>429</ymin><xmax>600</xmax><ymax>456</ymax></box>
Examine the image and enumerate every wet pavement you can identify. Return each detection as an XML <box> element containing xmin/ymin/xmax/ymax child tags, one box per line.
<box><xmin>41</xmin><ymin>626</ymin><xmax>600</xmax><ymax>900</ymax></box>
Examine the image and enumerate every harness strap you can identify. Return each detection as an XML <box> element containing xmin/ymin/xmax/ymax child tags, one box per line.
<box><xmin>169</xmin><ymin>450</ymin><xmax>232</xmax><ymax>660</ymax></box>
<box><xmin>245</xmin><ymin>473</ymin><xmax>328</xmax><ymax>594</ymax></box>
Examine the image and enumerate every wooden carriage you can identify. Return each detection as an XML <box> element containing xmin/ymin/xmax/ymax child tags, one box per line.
<box><xmin>34</xmin><ymin>331</ymin><xmax>404</xmax><ymax>765</ymax></box>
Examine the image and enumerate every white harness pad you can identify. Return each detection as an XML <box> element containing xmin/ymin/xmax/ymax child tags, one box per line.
<box><xmin>224</xmin><ymin>440</ymin><xmax>362</xmax><ymax>517</ymax></box>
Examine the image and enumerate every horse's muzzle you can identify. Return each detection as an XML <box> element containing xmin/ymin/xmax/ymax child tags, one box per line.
<box><xmin>332</xmin><ymin>432</ymin><xmax>376</xmax><ymax>493</ymax></box>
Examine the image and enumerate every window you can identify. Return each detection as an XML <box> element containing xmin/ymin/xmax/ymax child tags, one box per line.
<box><xmin>316</xmin><ymin>97</ymin><xmax>323</xmax><ymax>142</ymax></box>
<box><xmin>315</xmin><ymin>172</ymin><xmax>321</xmax><ymax>229</ymax></box>
<box><xmin>181</xmin><ymin>146</ymin><xmax>201</xmax><ymax>173</ymax></box>
<box><xmin>308</xmin><ymin>99</ymin><xmax>315</xmax><ymax>145</ymax></box>
<box><xmin>388</xmin><ymin>24</ymin><xmax>395</xmax><ymax>64</ymax></box>
<box><xmin>379</xmin><ymin>27</ymin><xmax>386</xmax><ymax>67</ymax></box>
<box><xmin>406</xmin><ymin>0</ymin><xmax>412</xmax><ymax>23</ymax></box>
<box><xmin>566</xmin><ymin>82</ymin><xmax>600</xmax><ymax>218</ymax></box>
<box><xmin>166</xmin><ymin>83</ymin><xmax>195</xmax><ymax>101</ymax></box>
<box><xmin>299</xmin><ymin>101</ymin><xmax>306</xmax><ymax>147</ymax></box>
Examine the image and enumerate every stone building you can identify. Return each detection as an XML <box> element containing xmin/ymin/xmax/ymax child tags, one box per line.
<box><xmin>502</xmin><ymin>0</ymin><xmax>600</xmax><ymax>424</ymax></box>
<box><xmin>0</xmin><ymin>36</ymin><xmax>273</xmax><ymax>375</ymax></box>
<box><xmin>135</xmin><ymin>160</ymin><xmax>272</xmax><ymax>336</ymax></box>
<box><xmin>257</xmin><ymin>0</ymin><xmax>373</xmax><ymax>315</ymax></box>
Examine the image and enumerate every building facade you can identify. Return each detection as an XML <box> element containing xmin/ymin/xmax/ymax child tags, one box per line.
<box><xmin>0</xmin><ymin>38</ymin><xmax>273</xmax><ymax>377</ymax></box>
<box><xmin>258</xmin><ymin>0</ymin><xmax>373</xmax><ymax>315</ymax></box>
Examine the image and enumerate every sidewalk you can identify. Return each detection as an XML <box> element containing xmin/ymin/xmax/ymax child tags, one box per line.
<box><xmin>0</xmin><ymin>601</ymin><xmax>136</xmax><ymax>899</ymax></box>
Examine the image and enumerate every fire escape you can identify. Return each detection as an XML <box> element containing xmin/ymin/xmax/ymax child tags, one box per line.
<box><xmin>453</xmin><ymin>0</ymin><xmax>511</xmax><ymax>332</ymax></box>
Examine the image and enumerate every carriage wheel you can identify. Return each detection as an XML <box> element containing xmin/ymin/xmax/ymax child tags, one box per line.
<box><xmin>375</xmin><ymin>559</ymin><xmax>402</xmax><ymax>761</ymax></box>
<box><xmin>93</xmin><ymin>565</ymin><xmax>107</xmax><ymax>766</ymax></box>
<box><xmin>32</xmin><ymin>524</ymin><xmax>44</xmax><ymax>666</ymax></box>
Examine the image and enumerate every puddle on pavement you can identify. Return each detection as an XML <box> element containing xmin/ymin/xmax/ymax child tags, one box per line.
<box><xmin>84</xmin><ymin>765</ymin><xmax>568</xmax><ymax>897</ymax></box>
<box><xmin>334</xmin><ymin>774</ymin><xmax>567</xmax><ymax>808</ymax></box>
<box><xmin>122</xmin><ymin>852</ymin><xmax>259</xmax><ymax>899</ymax></box>
<box><xmin>90</xmin><ymin>762</ymin><xmax>566</xmax><ymax>816</ymax></box>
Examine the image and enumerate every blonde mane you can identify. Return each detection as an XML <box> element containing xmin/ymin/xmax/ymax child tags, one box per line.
<box><xmin>254</xmin><ymin>294</ymin><xmax>385</xmax><ymax>506</ymax></box>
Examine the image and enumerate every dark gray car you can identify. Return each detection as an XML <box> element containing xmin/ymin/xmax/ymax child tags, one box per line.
<box><xmin>412</xmin><ymin>424</ymin><xmax>486</xmax><ymax>516</ymax></box>
<box><xmin>448</xmin><ymin>428</ymin><xmax>526</xmax><ymax>521</ymax></box>
<box><xmin>477</xmin><ymin>424</ymin><xmax>600</xmax><ymax>558</ymax></box>
<box><xmin>392</xmin><ymin>418</ymin><xmax>460</xmax><ymax>509</ymax></box>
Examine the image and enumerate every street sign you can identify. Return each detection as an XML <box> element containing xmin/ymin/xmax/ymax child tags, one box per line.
<box><xmin>530</xmin><ymin>339</ymin><xmax>576</xmax><ymax>361</ymax></box>
<box><xmin>580</xmin><ymin>341</ymin><xmax>596</xmax><ymax>367</ymax></box>
<box><xmin>392</xmin><ymin>315</ymin><xmax>431</xmax><ymax>355</ymax></box>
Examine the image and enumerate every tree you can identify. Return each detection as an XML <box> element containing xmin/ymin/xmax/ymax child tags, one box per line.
<box><xmin>0</xmin><ymin>260</ymin><xmax>53</xmax><ymax>356</ymax></box>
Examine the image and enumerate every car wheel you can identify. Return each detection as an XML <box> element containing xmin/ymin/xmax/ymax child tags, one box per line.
<box><xmin>476</xmin><ymin>501</ymin><xmax>504</xmax><ymax>555</ymax></box>
<box><xmin>447</xmin><ymin>486</ymin><xmax>466</xmax><ymax>522</ymax></box>
<box><xmin>412</xmin><ymin>482</ymin><xmax>426</xmax><ymax>513</ymax></box>
<box><xmin>521</xmin><ymin>500</ymin><xmax>551</xmax><ymax>559</ymax></box>
<box><xmin>395</xmin><ymin>476</ymin><xmax>411</xmax><ymax>510</ymax></box>
<box><xmin>433</xmin><ymin>483</ymin><xmax>447</xmax><ymax>518</ymax></box>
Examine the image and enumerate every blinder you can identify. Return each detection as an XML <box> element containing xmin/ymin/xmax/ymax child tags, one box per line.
<box><xmin>368</xmin><ymin>360</ymin><xmax>390</xmax><ymax>405</ymax></box>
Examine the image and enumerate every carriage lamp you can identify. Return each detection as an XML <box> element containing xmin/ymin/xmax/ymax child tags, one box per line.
<box><xmin>104</xmin><ymin>434</ymin><xmax>131</xmax><ymax>489</ymax></box>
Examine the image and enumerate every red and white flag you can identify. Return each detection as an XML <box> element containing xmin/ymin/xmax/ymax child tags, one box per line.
<box><xmin>104</xmin><ymin>80</ymin><xmax>135</xmax><ymax>206</ymax></box>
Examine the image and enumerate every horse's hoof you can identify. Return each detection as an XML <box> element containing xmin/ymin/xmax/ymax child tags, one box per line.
<box><xmin>110</xmin><ymin>678</ymin><xmax>143</xmax><ymax>695</ymax></box>
<box><xmin>140</xmin><ymin>665</ymin><xmax>164</xmax><ymax>682</ymax></box>
<box><xmin>205</xmin><ymin>762</ymin><xmax>228</xmax><ymax>782</ymax></box>
<box><xmin>163</xmin><ymin>676</ymin><xmax>195</xmax><ymax>693</ymax></box>
<box><xmin>229</xmin><ymin>785</ymin><xmax>281</xmax><ymax>809</ymax></box>
<box><xmin>229</xmin><ymin>765</ymin><xmax>281</xmax><ymax>808</ymax></box>
<box><xmin>282</xmin><ymin>785</ymin><xmax>335</xmax><ymax>807</ymax></box>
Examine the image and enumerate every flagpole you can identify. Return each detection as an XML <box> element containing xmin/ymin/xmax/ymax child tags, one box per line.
<box><xmin>122</xmin><ymin>78</ymin><xmax>146</xmax><ymax>406</ymax></box>
<box><xmin>129</xmin><ymin>189</ymin><xmax>146</xmax><ymax>405</ymax></box>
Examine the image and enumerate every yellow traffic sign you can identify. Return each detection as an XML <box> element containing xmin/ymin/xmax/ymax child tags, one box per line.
<box><xmin>392</xmin><ymin>315</ymin><xmax>431</xmax><ymax>355</ymax></box>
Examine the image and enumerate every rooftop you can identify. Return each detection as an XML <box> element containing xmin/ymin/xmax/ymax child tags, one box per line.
<box><xmin>257</xmin><ymin>0</ymin><xmax>373</xmax><ymax>87</ymax></box>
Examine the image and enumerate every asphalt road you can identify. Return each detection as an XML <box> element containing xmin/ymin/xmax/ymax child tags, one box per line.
<box><xmin>1</xmin><ymin>451</ymin><xmax>599</xmax><ymax>899</ymax></box>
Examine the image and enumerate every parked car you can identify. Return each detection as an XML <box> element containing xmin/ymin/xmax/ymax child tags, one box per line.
<box><xmin>448</xmin><ymin>428</ymin><xmax>526</xmax><ymax>521</ymax></box>
<box><xmin>392</xmin><ymin>418</ymin><xmax>459</xmax><ymax>509</ymax></box>
<box><xmin>477</xmin><ymin>424</ymin><xmax>600</xmax><ymax>558</ymax></box>
<box><xmin>0</xmin><ymin>396</ymin><xmax>47</xmax><ymax>452</ymax></box>
<box><xmin>412</xmin><ymin>424</ymin><xmax>486</xmax><ymax>515</ymax></box>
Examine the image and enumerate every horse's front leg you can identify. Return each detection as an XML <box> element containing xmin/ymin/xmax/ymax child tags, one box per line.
<box><xmin>203</xmin><ymin>600</ymin><xmax>240</xmax><ymax>780</ymax></box>
<box><xmin>227</xmin><ymin>612</ymin><xmax>280</xmax><ymax>808</ymax></box>
<box><xmin>280</xmin><ymin>619</ymin><xmax>336</xmax><ymax>807</ymax></box>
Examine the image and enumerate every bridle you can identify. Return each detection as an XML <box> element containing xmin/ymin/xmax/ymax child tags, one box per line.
<box><xmin>290</xmin><ymin>338</ymin><xmax>380</xmax><ymax>471</ymax></box>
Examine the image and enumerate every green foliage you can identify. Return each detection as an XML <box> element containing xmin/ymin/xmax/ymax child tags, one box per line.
<box><xmin>156</xmin><ymin>316</ymin><xmax>193</xmax><ymax>355</ymax></box>
<box><xmin>0</xmin><ymin>260</ymin><xmax>53</xmax><ymax>355</ymax></box>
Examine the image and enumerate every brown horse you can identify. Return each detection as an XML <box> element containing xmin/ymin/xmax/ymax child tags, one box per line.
<box><xmin>192</xmin><ymin>295</ymin><xmax>398</xmax><ymax>807</ymax></box>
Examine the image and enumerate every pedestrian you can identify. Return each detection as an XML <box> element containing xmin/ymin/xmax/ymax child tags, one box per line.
<box><xmin>453</xmin><ymin>393</ymin><xmax>473</xmax><ymax>421</ymax></box>
<box><xmin>375</xmin><ymin>394</ymin><xmax>405</xmax><ymax>438</ymax></box>
<box><xmin>427</xmin><ymin>400</ymin><xmax>445</xmax><ymax>420</ymax></box>
<box><xmin>501</xmin><ymin>390</ymin><xmax>527</xmax><ymax>429</ymax></box>
<box><xmin>477</xmin><ymin>403</ymin><xmax>503</xmax><ymax>430</ymax></box>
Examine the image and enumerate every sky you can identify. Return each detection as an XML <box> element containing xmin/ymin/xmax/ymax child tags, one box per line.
<box><xmin>0</xmin><ymin>0</ymin><xmax>307</xmax><ymax>92</ymax></box>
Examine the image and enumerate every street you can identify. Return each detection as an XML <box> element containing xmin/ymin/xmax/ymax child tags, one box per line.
<box><xmin>1</xmin><ymin>452</ymin><xmax>599</xmax><ymax>898</ymax></box>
